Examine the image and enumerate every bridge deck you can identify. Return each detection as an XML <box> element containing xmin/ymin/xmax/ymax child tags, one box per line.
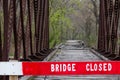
<box><xmin>20</xmin><ymin>48</ymin><xmax>119</xmax><ymax>80</ymax></box>
<box><xmin>50</xmin><ymin>49</ymin><xmax>103</xmax><ymax>61</ymax></box>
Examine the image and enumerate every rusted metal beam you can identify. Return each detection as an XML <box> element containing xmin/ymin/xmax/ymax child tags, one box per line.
<box><xmin>27</xmin><ymin>0</ymin><xmax>33</xmax><ymax>55</ymax></box>
<box><xmin>98</xmin><ymin>0</ymin><xmax>120</xmax><ymax>60</ymax></box>
<box><xmin>43</xmin><ymin>0</ymin><xmax>49</xmax><ymax>49</ymax></box>
<box><xmin>34</xmin><ymin>0</ymin><xmax>38</xmax><ymax>29</ymax></box>
<box><xmin>0</xmin><ymin>15</ymin><xmax>2</xmax><ymax>61</ymax></box>
<box><xmin>39</xmin><ymin>0</ymin><xmax>45</xmax><ymax>51</ymax></box>
<box><xmin>35</xmin><ymin>0</ymin><xmax>41</xmax><ymax>53</ymax></box>
<box><xmin>20</xmin><ymin>0</ymin><xmax>27</xmax><ymax>59</ymax></box>
<box><xmin>110</xmin><ymin>0</ymin><xmax>119</xmax><ymax>54</ymax></box>
<box><xmin>16</xmin><ymin>0</ymin><xmax>27</xmax><ymax>59</ymax></box>
<box><xmin>98</xmin><ymin>0</ymin><xmax>106</xmax><ymax>52</ymax></box>
<box><xmin>12</xmin><ymin>0</ymin><xmax>19</xmax><ymax>60</ymax></box>
<box><xmin>3</xmin><ymin>0</ymin><xmax>9</xmax><ymax>61</ymax></box>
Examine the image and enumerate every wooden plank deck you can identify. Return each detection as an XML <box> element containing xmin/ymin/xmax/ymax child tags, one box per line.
<box><xmin>20</xmin><ymin>47</ymin><xmax>119</xmax><ymax>80</ymax></box>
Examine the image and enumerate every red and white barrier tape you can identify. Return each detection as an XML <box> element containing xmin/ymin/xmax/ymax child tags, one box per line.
<box><xmin>0</xmin><ymin>61</ymin><xmax>119</xmax><ymax>75</ymax></box>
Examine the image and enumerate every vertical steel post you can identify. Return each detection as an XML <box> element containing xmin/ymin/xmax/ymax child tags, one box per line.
<box><xmin>39</xmin><ymin>0</ymin><xmax>45</xmax><ymax>51</ymax></box>
<box><xmin>20</xmin><ymin>0</ymin><xmax>27</xmax><ymax>59</ymax></box>
<box><xmin>3</xmin><ymin>0</ymin><xmax>9</xmax><ymax>61</ymax></box>
<box><xmin>13</xmin><ymin>0</ymin><xmax>19</xmax><ymax>60</ymax></box>
<box><xmin>44</xmin><ymin>0</ymin><xmax>49</xmax><ymax>49</ymax></box>
<box><xmin>27</xmin><ymin>0</ymin><xmax>33</xmax><ymax>55</ymax></box>
<box><xmin>0</xmin><ymin>17</ymin><xmax>2</xmax><ymax>61</ymax></box>
<box><xmin>98</xmin><ymin>0</ymin><xmax>106</xmax><ymax>52</ymax></box>
<box><xmin>35</xmin><ymin>0</ymin><xmax>41</xmax><ymax>53</ymax></box>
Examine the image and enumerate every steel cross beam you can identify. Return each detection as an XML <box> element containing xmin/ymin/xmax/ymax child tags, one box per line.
<box><xmin>98</xmin><ymin>0</ymin><xmax>120</xmax><ymax>60</ymax></box>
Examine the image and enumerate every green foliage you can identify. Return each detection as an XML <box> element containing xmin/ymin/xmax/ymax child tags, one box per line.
<box><xmin>49</xmin><ymin>0</ymin><xmax>73</xmax><ymax>48</ymax></box>
<box><xmin>49</xmin><ymin>0</ymin><xmax>99</xmax><ymax>48</ymax></box>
